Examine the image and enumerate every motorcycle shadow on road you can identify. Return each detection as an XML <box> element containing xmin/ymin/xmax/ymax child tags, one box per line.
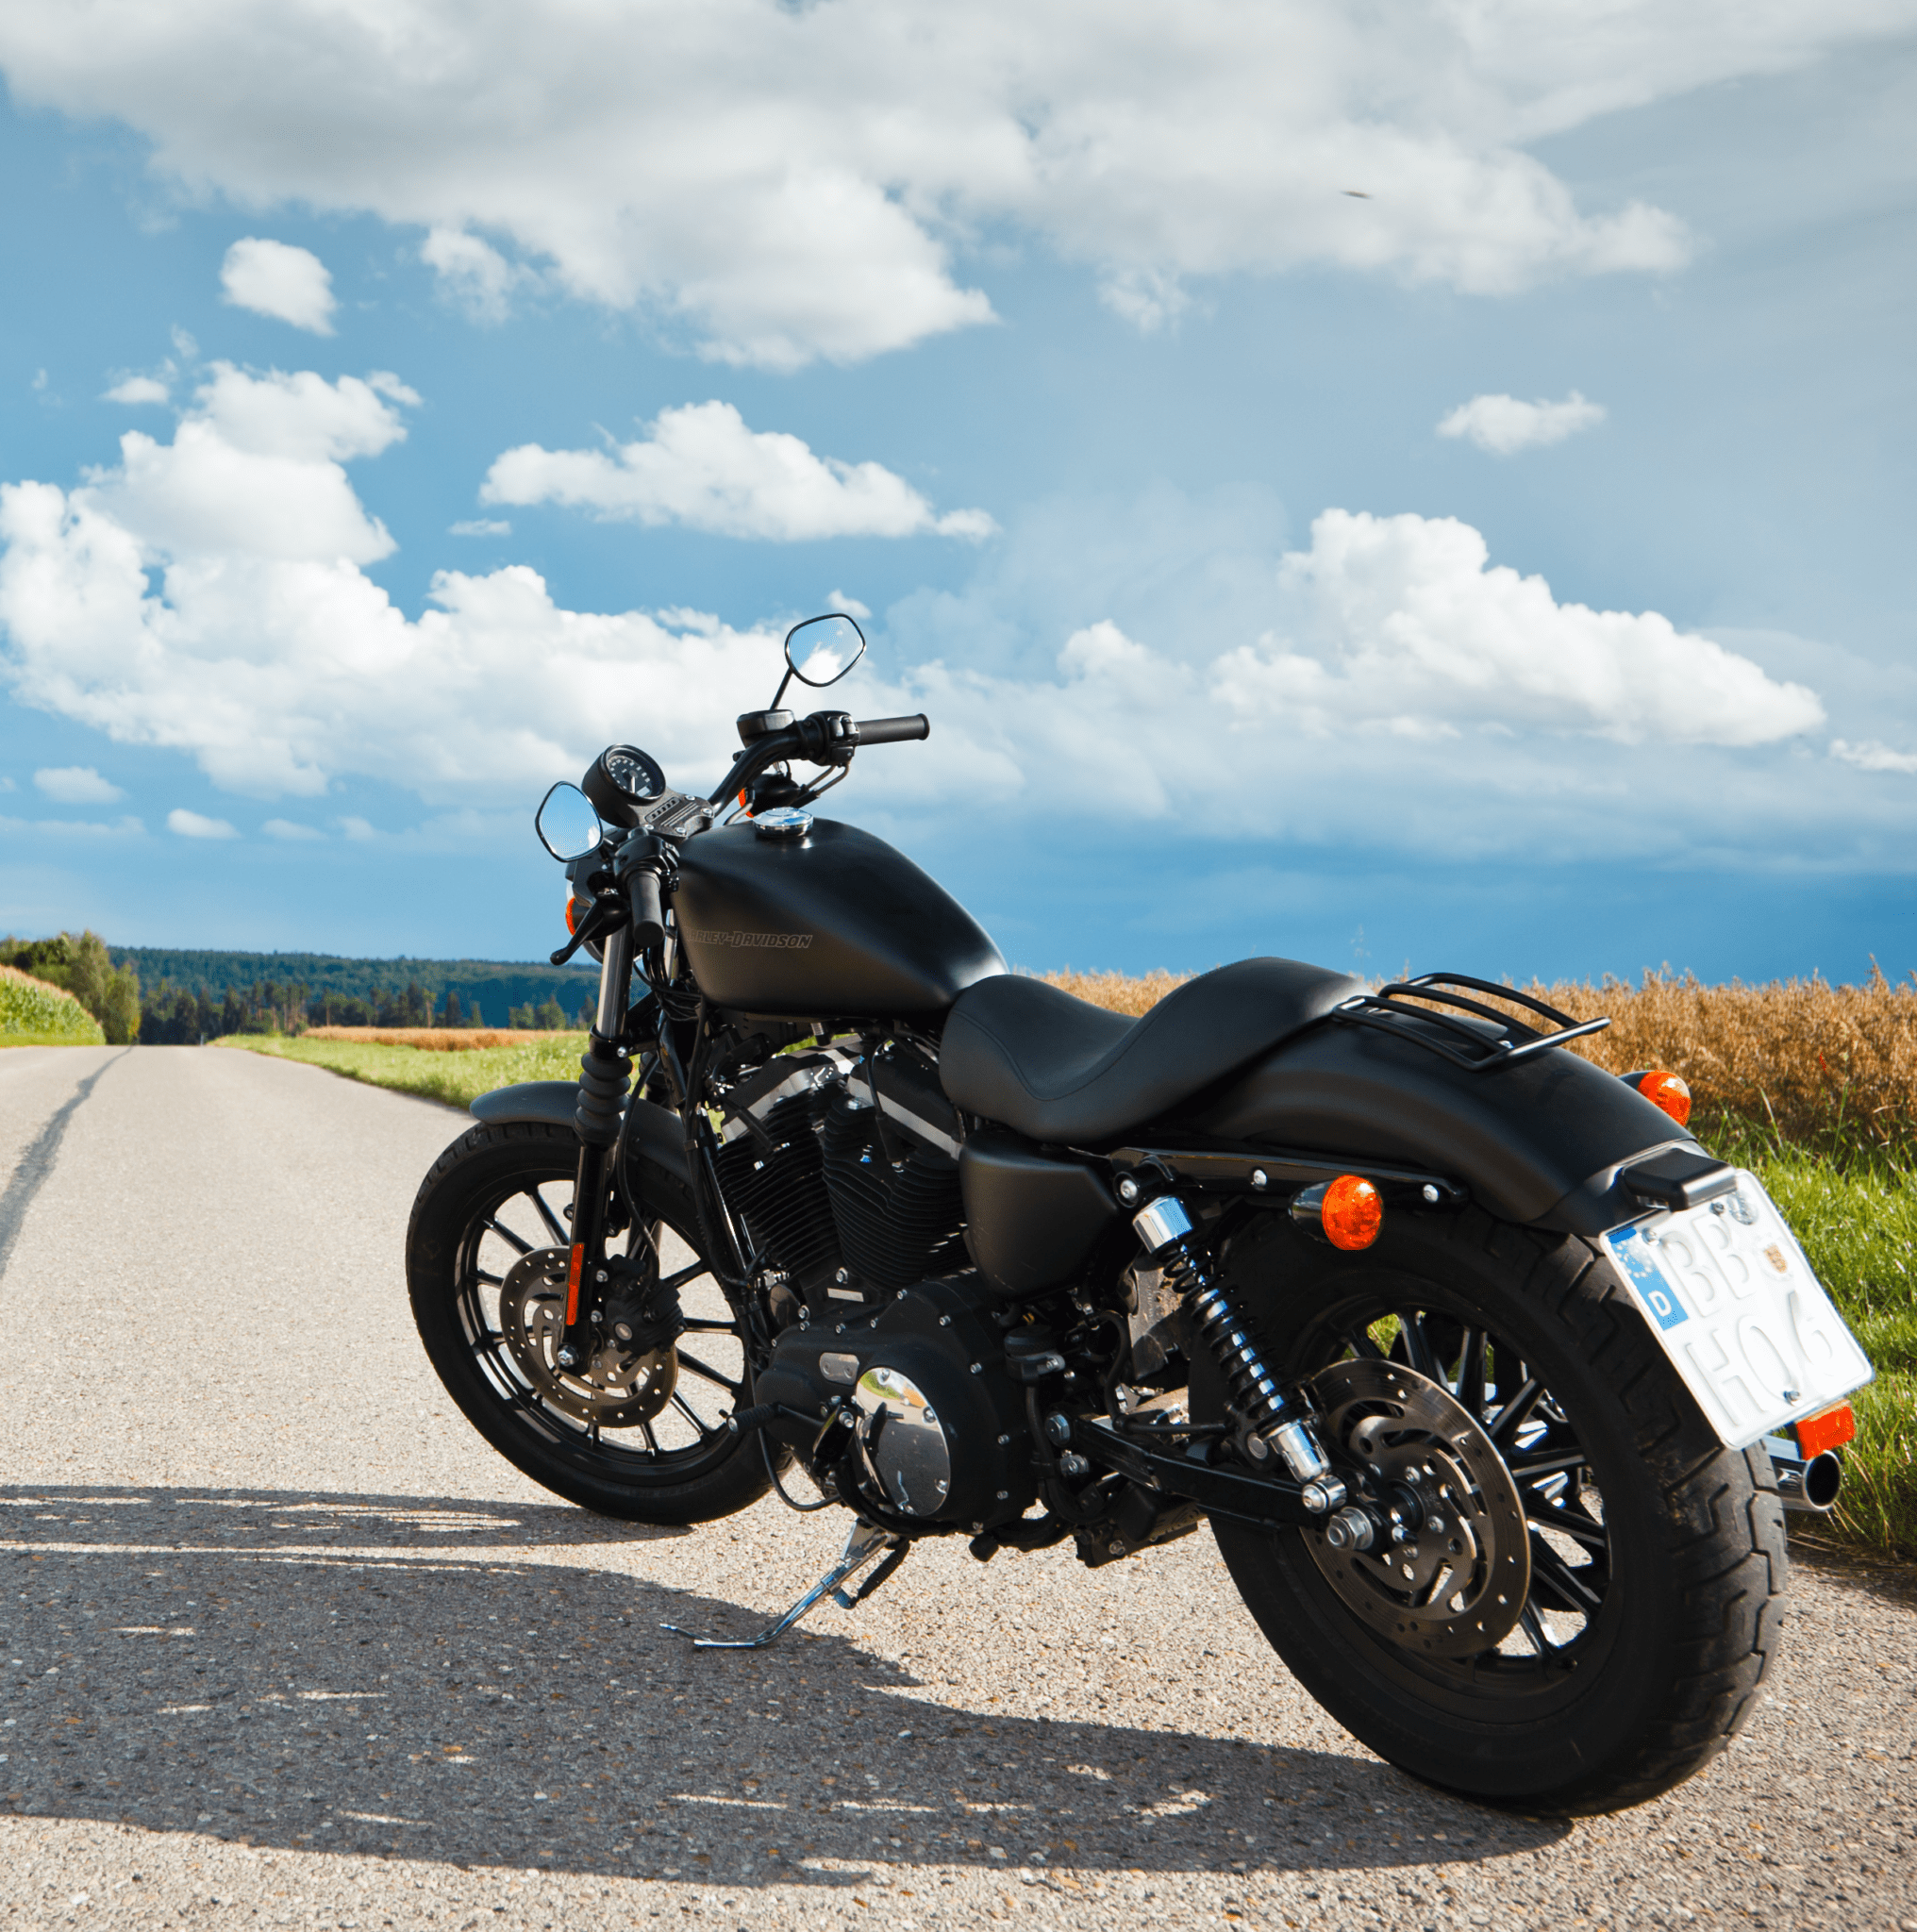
<box><xmin>0</xmin><ymin>1484</ymin><xmax>1570</xmax><ymax>1890</ymax></box>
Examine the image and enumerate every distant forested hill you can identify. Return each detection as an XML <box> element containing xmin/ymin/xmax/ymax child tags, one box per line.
<box><xmin>115</xmin><ymin>948</ymin><xmax>595</xmax><ymax>1019</ymax></box>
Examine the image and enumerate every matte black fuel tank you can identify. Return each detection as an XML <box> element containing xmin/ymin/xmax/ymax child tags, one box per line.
<box><xmin>674</xmin><ymin>817</ymin><xmax>1006</xmax><ymax>1020</ymax></box>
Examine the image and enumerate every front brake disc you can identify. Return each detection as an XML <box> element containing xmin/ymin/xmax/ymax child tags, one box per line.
<box><xmin>498</xmin><ymin>1246</ymin><xmax>677</xmax><ymax>1428</ymax></box>
<box><xmin>1302</xmin><ymin>1358</ymin><xmax>1529</xmax><ymax>1658</ymax></box>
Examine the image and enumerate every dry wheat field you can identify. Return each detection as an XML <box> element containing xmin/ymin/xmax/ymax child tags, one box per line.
<box><xmin>1046</xmin><ymin>963</ymin><xmax>1917</xmax><ymax>1151</ymax></box>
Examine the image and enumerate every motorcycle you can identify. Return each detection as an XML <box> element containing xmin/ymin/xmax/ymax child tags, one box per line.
<box><xmin>406</xmin><ymin>611</ymin><xmax>1874</xmax><ymax>1814</ymax></box>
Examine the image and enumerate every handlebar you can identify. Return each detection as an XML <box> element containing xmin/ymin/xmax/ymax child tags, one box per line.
<box><xmin>854</xmin><ymin>714</ymin><xmax>930</xmax><ymax>745</ymax></box>
<box><xmin>627</xmin><ymin>868</ymin><xmax>666</xmax><ymax>954</ymax></box>
<box><xmin>708</xmin><ymin>708</ymin><xmax>931</xmax><ymax>806</ymax></box>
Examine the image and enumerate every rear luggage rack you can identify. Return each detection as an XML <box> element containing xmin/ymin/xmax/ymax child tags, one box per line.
<box><xmin>1329</xmin><ymin>973</ymin><xmax>1610</xmax><ymax>1074</ymax></box>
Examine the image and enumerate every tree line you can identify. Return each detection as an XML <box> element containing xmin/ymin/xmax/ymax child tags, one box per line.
<box><xmin>1</xmin><ymin>932</ymin><xmax>592</xmax><ymax>1045</ymax></box>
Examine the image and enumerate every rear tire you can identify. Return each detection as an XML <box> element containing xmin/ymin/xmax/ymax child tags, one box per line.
<box><xmin>406</xmin><ymin>1120</ymin><xmax>773</xmax><ymax>1525</ymax></box>
<box><xmin>1197</xmin><ymin>1205</ymin><xmax>1788</xmax><ymax>1814</ymax></box>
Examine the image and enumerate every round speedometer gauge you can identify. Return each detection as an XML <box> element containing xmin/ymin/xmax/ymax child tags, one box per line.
<box><xmin>604</xmin><ymin>747</ymin><xmax>664</xmax><ymax>801</ymax></box>
<box><xmin>583</xmin><ymin>743</ymin><xmax>667</xmax><ymax>827</ymax></box>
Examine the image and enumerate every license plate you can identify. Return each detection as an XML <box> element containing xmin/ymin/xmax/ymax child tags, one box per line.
<box><xmin>1599</xmin><ymin>1172</ymin><xmax>1874</xmax><ymax>1451</ymax></box>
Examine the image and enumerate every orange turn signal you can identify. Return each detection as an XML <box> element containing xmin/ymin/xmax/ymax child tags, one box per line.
<box><xmin>1794</xmin><ymin>1402</ymin><xmax>1856</xmax><ymax>1459</ymax></box>
<box><xmin>1292</xmin><ymin>1174</ymin><xmax>1383</xmax><ymax>1250</ymax></box>
<box><xmin>1633</xmin><ymin>1069</ymin><xmax>1692</xmax><ymax>1127</ymax></box>
<box><xmin>564</xmin><ymin>893</ymin><xmax>583</xmax><ymax>935</ymax></box>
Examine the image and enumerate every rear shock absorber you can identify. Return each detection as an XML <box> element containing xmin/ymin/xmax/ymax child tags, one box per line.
<box><xmin>1129</xmin><ymin>1192</ymin><xmax>1345</xmax><ymax>1515</ymax></box>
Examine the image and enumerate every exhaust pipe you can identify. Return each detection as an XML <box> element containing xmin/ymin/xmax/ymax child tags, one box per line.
<box><xmin>1774</xmin><ymin>1448</ymin><xmax>1843</xmax><ymax>1514</ymax></box>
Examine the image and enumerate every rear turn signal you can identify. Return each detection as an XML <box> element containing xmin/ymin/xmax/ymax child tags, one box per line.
<box><xmin>1292</xmin><ymin>1174</ymin><xmax>1383</xmax><ymax>1251</ymax></box>
<box><xmin>1794</xmin><ymin>1402</ymin><xmax>1856</xmax><ymax>1459</ymax></box>
<box><xmin>1629</xmin><ymin>1068</ymin><xmax>1692</xmax><ymax>1127</ymax></box>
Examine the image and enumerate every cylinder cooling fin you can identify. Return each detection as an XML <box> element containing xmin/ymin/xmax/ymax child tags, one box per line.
<box><xmin>708</xmin><ymin>1041</ymin><xmax>970</xmax><ymax>1313</ymax></box>
<box><xmin>819</xmin><ymin>1083</ymin><xmax>966</xmax><ymax>1292</ymax></box>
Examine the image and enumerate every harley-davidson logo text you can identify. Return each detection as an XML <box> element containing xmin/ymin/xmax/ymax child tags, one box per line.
<box><xmin>684</xmin><ymin>928</ymin><xmax>814</xmax><ymax>950</ymax></box>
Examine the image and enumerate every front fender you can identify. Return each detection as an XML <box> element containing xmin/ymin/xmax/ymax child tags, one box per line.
<box><xmin>469</xmin><ymin>1081</ymin><xmax>693</xmax><ymax>1191</ymax></box>
<box><xmin>1175</xmin><ymin>1019</ymin><xmax>1709</xmax><ymax>1236</ymax></box>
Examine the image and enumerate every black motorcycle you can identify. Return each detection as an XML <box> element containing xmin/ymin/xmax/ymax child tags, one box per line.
<box><xmin>407</xmin><ymin>612</ymin><xmax>1873</xmax><ymax>1814</ymax></box>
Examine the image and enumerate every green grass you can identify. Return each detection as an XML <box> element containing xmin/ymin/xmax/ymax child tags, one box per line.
<box><xmin>217</xmin><ymin>1030</ymin><xmax>589</xmax><ymax>1109</ymax></box>
<box><xmin>1729</xmin><ymin>1138</ymin><xmax>1917</xmax><ymax>1558</ymax></box>
<box><xmin>0</xmin><ymin>966</ymin><xmax>107</xmax><ymax>1044</ymax></box>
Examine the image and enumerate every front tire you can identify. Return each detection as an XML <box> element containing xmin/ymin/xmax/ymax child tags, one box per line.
<box><xmin>406</xmin><ymin>1120</ymin><xmax>773</xmax><ymax>1524</ymax></box>
<box><xmin>1198</xmin><ymin>1206</ymin><xmax>1788</xmax><ymax>1814</ymax></box>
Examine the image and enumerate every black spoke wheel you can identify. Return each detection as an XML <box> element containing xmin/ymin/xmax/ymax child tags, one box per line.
<box><xmin>406</xmin><ymin>1120</ymin><xmax>773</xmax><ymax>1524</ymax></box>
<box><xmin>1195</xmin><ymin>1206</ymin><xmax>1788</xmax><ymax>1815</ymax></box>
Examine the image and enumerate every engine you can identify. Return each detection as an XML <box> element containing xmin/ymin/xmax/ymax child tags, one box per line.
<box><xmin>753</xmin><ymin>1276</ymin><xmax>1038</xmax><ymax>1530</ymax></box>
<box><xmin>708</xmin><ymin>1039</ymin><xmax>1035</xmax><ymax>1529</ymax></box>
<box><xmin>710</xmin><ymin>1040</ymin><xmax>968</xmax><ymax>1314</ymax></box>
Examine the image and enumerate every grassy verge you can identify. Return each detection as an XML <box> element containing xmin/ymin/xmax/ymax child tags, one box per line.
<box><xmin>1724</xmin><ymin>1135</ymin><xmax>1916</xmax><ymax>1558</ymax></box>
<box><xmin>217</xmin><ymin>1031</ymin><xmax>589</xmax><ymax>1110</ymax></box>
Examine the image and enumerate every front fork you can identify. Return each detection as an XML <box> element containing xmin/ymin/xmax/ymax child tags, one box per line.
<box><xmin>555</xmin><ymin>920</ymin><xmax>637</xmax><ymax>1372</ymax></box>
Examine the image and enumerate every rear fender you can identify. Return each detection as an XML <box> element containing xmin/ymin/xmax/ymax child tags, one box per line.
<box><xmin>1173</xmin><ymin>1019</ymin><xmax>1715</xmax><ymax>1236</ymax></box>
<box><xmin>469</xmin><ymin>1081</ymin><xmax>693</xmax><ymax>1191</ymax></box>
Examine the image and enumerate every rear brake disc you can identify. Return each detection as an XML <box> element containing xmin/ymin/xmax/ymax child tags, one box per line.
<box><xmin>1302</xmin><ymin>1358</ymin><xmax>1529</xmax><ymax>1657</ymax></box>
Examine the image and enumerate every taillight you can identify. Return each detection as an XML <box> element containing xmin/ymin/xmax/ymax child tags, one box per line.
<box><xmin>1795</xmin><ymin>1402</ymin><xmax>1856</xmax><ymax>1459</ymax></box>
<box><xmin>1625</xmin><ymin>1068</ymin><xmax>1692</xmax><ymax>1126</ymax></box>
<box><xmin>1292</xmin><ymin>1174</ymin><xmax>1383</xmax><ymax>1250</ymax></box>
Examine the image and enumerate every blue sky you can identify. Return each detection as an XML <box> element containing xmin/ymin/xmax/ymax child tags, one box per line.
<box><xmin>2</xmin><ymin>3</ymin><xmax>1914</xmax><ymax>986</ymax></box>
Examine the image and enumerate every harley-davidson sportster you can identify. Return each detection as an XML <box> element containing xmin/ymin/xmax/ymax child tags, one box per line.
<box><xmin>407</xmin><ymin>612</ymin><xmax>1874</xmax><ymax>1814</ymax></box>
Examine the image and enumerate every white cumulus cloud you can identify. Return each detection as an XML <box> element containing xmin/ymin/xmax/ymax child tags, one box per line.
<box><xmin>1437</xmin><ymin>391</ymin><xmax>1606</xmax><ymax>455</ymax></box>
<box><xmin>421</xmin><ymin>227</ymin><xmax>531</xmax><ymax>324</ymax></box>
<box><xmin>1830</xmin><ymin>738</ymin><xmax>1917</xmax><ymax>774</ymax></box>
<box><xmin>34</xmin><ymin>764</ymin><xmax>124</xmax><ymax>804</ymax></box>
<box><xmin>0</xmin><ymin>367</ymin><xmax>1841</xmax><ymax>863</ymax></box>
<box><xmin>481</xmin><ymin>403</ymin><xmax>995</xmax><ymax>541</ymax></box>
<box><xmin>220</xmin><ymin>238</ymin><xmax>338</xmax><ymax>334</ymax></box>
<box><xmin>3</xmin><ymin>3</ymin><xmax>1907</xmax><ymax>366</ymax></box>
<box><xmin>1215</xmin><ymin>509</ymin><xmax>1823</xmax><ymax>747</ymax></box>
<box><xmin>168</xmin><ymin>807</ymin><xmax>238</xmax><ymax>838</ymax></box>
<box><xmin>261</xmin><ymin>817</ymin><xmax>325</xmax><ymax>839</ymax></box>
<box><xmin>102</xmin><ymin>375</ymin><xmax>170</xmax><ymax>406</ymax></box>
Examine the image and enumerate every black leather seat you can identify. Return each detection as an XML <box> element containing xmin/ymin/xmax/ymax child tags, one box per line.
<box><xmin>939</xmin><ymin>958</ymin><xmax>1364</xmax><ymax>1145</ymax></box>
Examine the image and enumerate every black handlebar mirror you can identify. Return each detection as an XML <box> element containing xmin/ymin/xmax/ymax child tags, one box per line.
<box><xmin>535</xmin><ymin>781</ymin><xmax>605</xmax><ymax>862</ymax></box>
<box><xmin>773</xmin><ymin>612</ymin><xmax>866</xmax><ymax>708</ymax></box>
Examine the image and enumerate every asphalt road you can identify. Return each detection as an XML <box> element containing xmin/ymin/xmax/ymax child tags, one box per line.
<box><xmin>1</xmin><ymin>1043</ymin><xmax>1912</xmax><ymax>1931</ymax></box>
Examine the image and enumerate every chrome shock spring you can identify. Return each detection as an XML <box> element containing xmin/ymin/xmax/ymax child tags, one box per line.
<box><xmin>1184</xmin><ymin>1275</ymin><xmax>1288</xmax><ymax>1433</ymax></box>
<box><xmin>1130</xmin><ymin>1191</ymin><xmax>1340</xmax><ymax>1504</ymax></box>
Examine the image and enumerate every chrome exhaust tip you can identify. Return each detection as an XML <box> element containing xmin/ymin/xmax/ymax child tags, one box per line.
<box><xmin>1775</xmin><ymin>1448</ymin><xmax>1843</xmax><ymax>1514</ymax></box>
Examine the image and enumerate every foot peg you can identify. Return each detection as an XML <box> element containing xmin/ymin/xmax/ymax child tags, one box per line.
<box><xmin>662</xmin><ymin>1521</ymin><xmax>904</xmax><ymax>1651</ymax></box>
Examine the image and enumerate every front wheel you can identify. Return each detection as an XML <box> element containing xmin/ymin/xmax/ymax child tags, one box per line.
<box><xmin>406</xmin><ymin>1120</ymin><xmax>773</xmax><ymax>1524</ymax></box>
<box><xmin>1197</xmin><ymin>1207</ymin><xmax>1789</xmax><ymax>1814</ymax></box>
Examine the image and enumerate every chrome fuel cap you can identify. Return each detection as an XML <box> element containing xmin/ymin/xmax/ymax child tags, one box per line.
<box><xmin>753</xmin><ymin>807</ymin><xmax>813</xmax><ymax>840</ymax></box>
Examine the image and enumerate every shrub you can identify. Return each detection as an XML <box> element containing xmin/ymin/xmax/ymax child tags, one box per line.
<box><xmin>0</xmin><ymin>962</ymin><xmax>108</xmax><ymax>1043</ymax></box>
<box><xmin>0</xmin><ymin>930</ymin><xmax>140</xmax><ymax>1042</ymax></box>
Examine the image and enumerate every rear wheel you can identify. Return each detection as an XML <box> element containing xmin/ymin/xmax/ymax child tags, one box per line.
<box><xmin>1197</xmin><ymin>1207</ymin><xmax>1788</xmax><ymax>1814</ymax></box>
<box><xmin>406</xmin><ymin>1120</ymin><xmax>772</xmax><ymax>1524</ymax></box>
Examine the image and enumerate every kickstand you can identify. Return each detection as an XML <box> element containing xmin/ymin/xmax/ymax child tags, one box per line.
<box><xmin>662</xmin><ymin>1521</ymin><xmax>905</xmax><ymax>1651</ymax></box>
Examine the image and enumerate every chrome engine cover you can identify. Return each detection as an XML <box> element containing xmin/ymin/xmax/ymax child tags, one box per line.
<box><xmin>853</xmin><ymin>1364</ymin><xmax>953</xmax><ymax>1516</ymax></box>
<box><xmin>751</xmin><ymin>1275</ymin><xmax>1035</xmax><ymax>1529</ymax></box>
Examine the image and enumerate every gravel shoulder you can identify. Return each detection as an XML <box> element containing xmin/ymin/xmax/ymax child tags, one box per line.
<box><xmin>0</xmin><ymin>1046</ymin><xmax>1911</xmax><ymax>1930</ymax></box>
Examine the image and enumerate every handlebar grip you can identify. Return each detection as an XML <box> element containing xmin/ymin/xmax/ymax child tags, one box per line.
<box><xmin>854</xmin><ymin>714</ymin><xmax>930</xmax><ymax>745</ymax></box>
<box><xmin>627</xmin><ymin>869</ymin><xmax>666</xmax><ymax>953</ymax></box>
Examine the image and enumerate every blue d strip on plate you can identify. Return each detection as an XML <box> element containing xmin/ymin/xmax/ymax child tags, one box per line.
<box><xmin>1610</xmin><ymin>1228</ymin><xmax>1691</xmax><ymax>1332</ymax></box>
